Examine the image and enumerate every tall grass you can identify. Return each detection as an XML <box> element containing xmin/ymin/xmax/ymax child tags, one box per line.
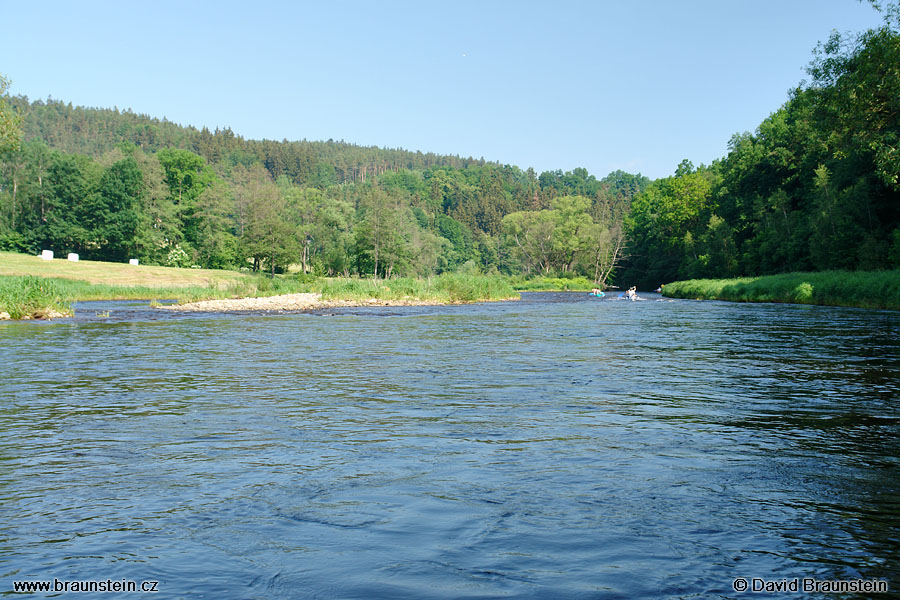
<box><xmin>663</xmin><ymin>270</ymin><xmax>900</xmax><ymax>310</ymax></box>
<box><xmin>505</xmin><ymin>275</ymin><xmax>595</xmax><ymax>291</ymax></box>
<box><xmin>0</xmin><ymin>276</ymin><xmax>71</xmax><ymax>319</ymax></box>
<box><xmin>432</xmin><ymin>272</ymin><xmax>519</xmax><ymax>302</ymax></box>
<box><xmin>318</xmin><ymin>274</ymin><xmax>518</xmax><ymax>303</ymax></box>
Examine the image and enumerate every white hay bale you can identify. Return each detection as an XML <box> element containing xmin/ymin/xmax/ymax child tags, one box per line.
<box><xmin>129</xmin><ymin>258</ymin><xmax>139</xmax><ymax>266</ymax></box>
<box><xmin>41</xmin><ymin>250</ymin><xmax>54</xmax><ymax>260</ymax></box>
<box><xmin>67</xmin><ymin>253</ymin><xmax>79</xmax><ymax>262</ymax></box>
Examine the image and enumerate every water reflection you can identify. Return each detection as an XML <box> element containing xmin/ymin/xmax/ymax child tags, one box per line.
<box><xmin>1</xmin><ymin>293</ymin><xmax>897</xmax><ymax>598</ymax></box>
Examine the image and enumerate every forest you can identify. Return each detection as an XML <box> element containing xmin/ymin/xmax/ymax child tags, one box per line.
<box><xmin>0</xmin><ymin>5</ymin><xmax>898</xmax><ymax>287</ymax></box>
<box><xmin>0</xmin><ymin>84</ymin><xmax>644</xmax><ymax>283</ymax></box>
<box><xmin>619</xmin><ymin>7</ymin><xmax>900</xmax><ymax>287</ymax></box>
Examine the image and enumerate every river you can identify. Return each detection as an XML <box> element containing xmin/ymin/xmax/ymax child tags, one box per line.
<box><xmin>2</xmin><ymin>292</ymin><xmax>898</xmax><ymax>598</ymax></box>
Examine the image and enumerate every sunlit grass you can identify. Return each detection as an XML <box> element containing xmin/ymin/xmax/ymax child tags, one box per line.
<box><xmin>0</xmin><ymin>276</ymin><xmax>71</xmax><ymax>319</ymax></box>
<box><xmin>0</xmin><ymin>250</ymin><xmax>249</xmax><ymax>288</ymax></box>
<box><xmin>663</xmin><ymin>270</ymin><xmax>900</xmax><ymax>310</ymax></box>
<box><xmin>317</xmin><ymin>274</ymin><xmax>518</xmax><ymax>303</ymax></box>
<box><xmin>506</xmin><ymin>275</ymin><xmax>595</xmax><ymax>291</ymax></box>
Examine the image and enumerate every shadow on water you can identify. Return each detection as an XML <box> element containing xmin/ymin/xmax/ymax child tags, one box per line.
<box><xmin>1</xmin><ymin>292</ymin><xmax>898</xmax><ymax>598</ymax></box>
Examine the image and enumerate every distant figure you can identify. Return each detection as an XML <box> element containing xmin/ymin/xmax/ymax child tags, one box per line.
<box><xmin>654</xmin><ymin>285</ymin><xmax>663</xmax><ymax>293</ymax></box>
<box><xmin>625</xmin><ymin>286</ymin><xmax>637</xmax><ymax>300</ymax></box>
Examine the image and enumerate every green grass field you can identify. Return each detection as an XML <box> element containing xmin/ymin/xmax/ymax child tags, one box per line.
<box><xmin>0</xmin><ymin>251</ymin><xmax>250</xmax><ymax>288</ymax></box>
<box><xmin>663</xmin><ymin>270</ymin><xmax>900</xmax><ymax>310</ymax></box>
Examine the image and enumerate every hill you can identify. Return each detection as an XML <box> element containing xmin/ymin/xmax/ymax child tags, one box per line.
<box><xmin>0</xmin><ymin>95</ymin><xmax>647</xmax><ymax>285</ymax></box>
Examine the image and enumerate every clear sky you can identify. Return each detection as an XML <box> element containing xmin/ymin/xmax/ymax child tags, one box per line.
<box><xmin>0</xmin><ymin>0</ymin><xmax>888</xmax><ymax>180</ymax></box>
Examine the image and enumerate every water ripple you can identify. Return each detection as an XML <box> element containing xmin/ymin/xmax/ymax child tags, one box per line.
<box><xmin>1</xmin><ymin>293</ymin><xmax>898</xmax><ymax>598</ymax></box>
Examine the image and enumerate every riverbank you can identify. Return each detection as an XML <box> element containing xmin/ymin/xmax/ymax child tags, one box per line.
<box><xmin>0</xmin><ymin>270</ymin><xmax>520</xmax><ymax>319</ymax></box>
<box><xmin>0</xmin><ymin>276</ymin><xmax>73</xmax><ymax>319</ymax></box>
<box><xmin>0</xmin><ymin>251</ymin><xmax>637</xmax><ymax>319</ymax></box>
<box><xmin>506</xmin><ymin>275</ymin><xmax>594</xmax><ymax>291</ymax></box>
<box><xmin>662</xmin><ymin>270</ymin><xmax>900</xmax><ymax>310</ymax></box>
<box><xmin>0</xmin><ymin>251</ymin><xmax>262</xmax><ymax>319</ymax></box>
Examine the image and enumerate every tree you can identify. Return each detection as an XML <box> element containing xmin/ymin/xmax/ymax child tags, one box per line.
<box><xmin>132</xmin><ymin>147</ymin><xmax>179</xmax><ymax>264</ymax></box>
<box><xmin>549</xmin><ymin>195</ymin><xmax>593</xmax><ymax>272</ymax></box>
<box><xmin>354</xmin><ymin>187</ymin><xmax>412</xmax><ymax>278</ymax></box>
<box><xmin>229</xmin><ymin>163</ymin><xmax>271</xmax><ymax>238</ymax></box>
<box><xmin>194</xmin><ymin>179</ymin><xmax>237</xmax><ymax>269</ymax></box>
<box><xmin>622</xmin><ymin>168</ymin><xmax>715</xmax><ymax>287</ymax></box>
<box><xmin>243</xmin><ymin>181</ymin><xmax>299</xmax><ymax>274</ymax></box>
<box><xmin>0</xmin><ymin>74</ymin><xmax>23</xmax><ymax>156</ymax></box>
<box><xmin>501</xmin><ymin>209</ymin><xmax>558</xmax><ymax>275</ymax></box>
<box><xmin>85</xmin><ymin>156</ymin><xmax>143</xmax><ymax>261</ymax></box>
<box><xmin>156</xmin><ymin>148</ymin><xmax>214</xmax><ymax>204</ymax></box>
<box><xmin>808</xmin><ymin>16</ymin><xmax>900</xmax><ymax>191</ymax></box>
<box><xmin>40</xmin><ymin>152</ymin><xmax>102</xmax><ymax>255</ymax></box>
<box><xmin>584</xmin><ymin>221</ymin><xmax>626</xmax><ymax>287</ymax></box>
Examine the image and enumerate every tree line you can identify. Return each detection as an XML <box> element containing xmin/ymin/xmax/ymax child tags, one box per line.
<box><xmin>1</xmin><ymin>4</ymin><xmax>897</xmax><ymax>287</ymax></box>
<box><xmin>0</xmin><ymin>99</ymin><xmax>646</xmax><ymax>281</ymax></box>
<box><xmin>620</xmin><ymin>6</ymin><xmax>900</xmax><ymax>287</ymax></box>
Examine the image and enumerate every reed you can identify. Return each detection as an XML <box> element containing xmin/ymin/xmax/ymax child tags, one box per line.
<box><xmin>506</xmin><ymin>275</ymin><xmax>595</xmax><ymax>291</ymax></box>
<box><xmin>0</xmin><ymin>276</ymin><xmax>71</xmax><ymax>319</ymax></box>
<box><xmin>318</xmin><ymin>274</ymin><xmax>518</xmax><ymax>303</ymax></box>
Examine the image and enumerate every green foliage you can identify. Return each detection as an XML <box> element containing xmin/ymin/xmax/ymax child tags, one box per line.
<box><xmin>165</xmin><ymin>244</ymin><xmax>193</xmax><ymax>268</ymax></box>
<box><xmin>431</xmin><ymin>272</ymin><xmax>518</xmax><ymax>302</ymax></box>
<box><xmin>622</xmin><ymin>167</ymin><xmax>718</xmax><ymax>287</ymax></box>
<box><xmin>502</xmin><ymin>194</ymin><xmax>626</xmax><ymax>284</ymax></box>
<box><xmin>7</xmin><ymin>6</ymin><xmax>898</xmax><ymax>292</ymax></box>
<box><xmin>621</xmin><ymin>11</ymin><xmax>900</xmax><ymax>288</ymax></box>
<box><xmin>317</xmin><ymin>273</ymin><xmax>517</xmax><ymax>303</ymax></box>
<box><xmin>505</xmin><ymin>275</ymin><xmax>594</xmax><ymax>291</ymax></box>
<box><xmin>434</xmin><ymin>213</ymin><xmax>474</xmax><ymax>269</ymax></box>
<box><xmin>40</xmin><ymin>151</ymin><xmax>103</xmax><ymax>254</ymax></box>
<box><xmin>0</xmin><ymin>273</ymin><xmax>312</xmax><ymax>316</ymax></box>
<box><xmin>0</xmin><ymin>275</ymin><xmax>69</xmax><ymax>318</ymax></box>
<box><xmin>0</xmin><ymin>91</ymin><xmax>650</xmax><ymax>283</ymax></box>
<box><xmin>87</xmin><ymin>156</ymin><xmax>143</xmax><ymax>261</ymax></box>
<box><xmin>663</xmin><ymin>270</ymin><xmax>900</xmax><ymax>310</ymax></box>
<box><xmin>0</xmin><ymin>271</ymin><xmax>511</xmax><ymax>319</ymax></box>
<box><xmin>152</xmin><ymin>148</ymin><xmax>212</xmax><ymax>204</ymax></box>
<box><xmin>0</xmin><ymin>74</ymin><xmax>23</xmax><ymax>155</ymax></box>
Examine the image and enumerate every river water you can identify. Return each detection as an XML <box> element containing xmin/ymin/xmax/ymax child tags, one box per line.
<box><xmin>2</xmin><ymin>293</ymin><xmax>898</xmax><ymax>599</ymax></box>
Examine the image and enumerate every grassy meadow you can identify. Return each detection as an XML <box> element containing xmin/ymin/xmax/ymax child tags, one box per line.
<box><xmin>663</xmin><ymin>270</ymin><xmax>900</xmax><ymax>310</ymax></box>
<box><xmin>0</xmin><ymin>251</ymin><xmax>250</xmax><ymax>288</ymax></box>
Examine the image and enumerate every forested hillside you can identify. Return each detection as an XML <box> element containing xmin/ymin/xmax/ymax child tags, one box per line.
<box><xmin>0</xmin><ymin>4</ymin><xmax>897</xmax><ymax>287</ymax></box>
<box><xmin>0</xmin><ymin>92</ymin><xmax>647</xmax><ymax>280</ymax></box>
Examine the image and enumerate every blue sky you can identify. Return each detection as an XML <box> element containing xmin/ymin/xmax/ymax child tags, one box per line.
<box><xmin>0</xmin><ymin>0</ymin><xmax>887</xmax><ymax>180</ymax></box>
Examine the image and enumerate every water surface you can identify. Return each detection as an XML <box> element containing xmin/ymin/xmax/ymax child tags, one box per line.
<box><xmin>2</xmin><ymin>293</ymin><xmax>898</xmax><ymax>598</ymax></box>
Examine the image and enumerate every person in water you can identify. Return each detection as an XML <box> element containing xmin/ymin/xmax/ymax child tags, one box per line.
<box><xmin>625</xmin><ymin>286</ymin><xmax>637</xmax><ymax>299</ymax></box>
